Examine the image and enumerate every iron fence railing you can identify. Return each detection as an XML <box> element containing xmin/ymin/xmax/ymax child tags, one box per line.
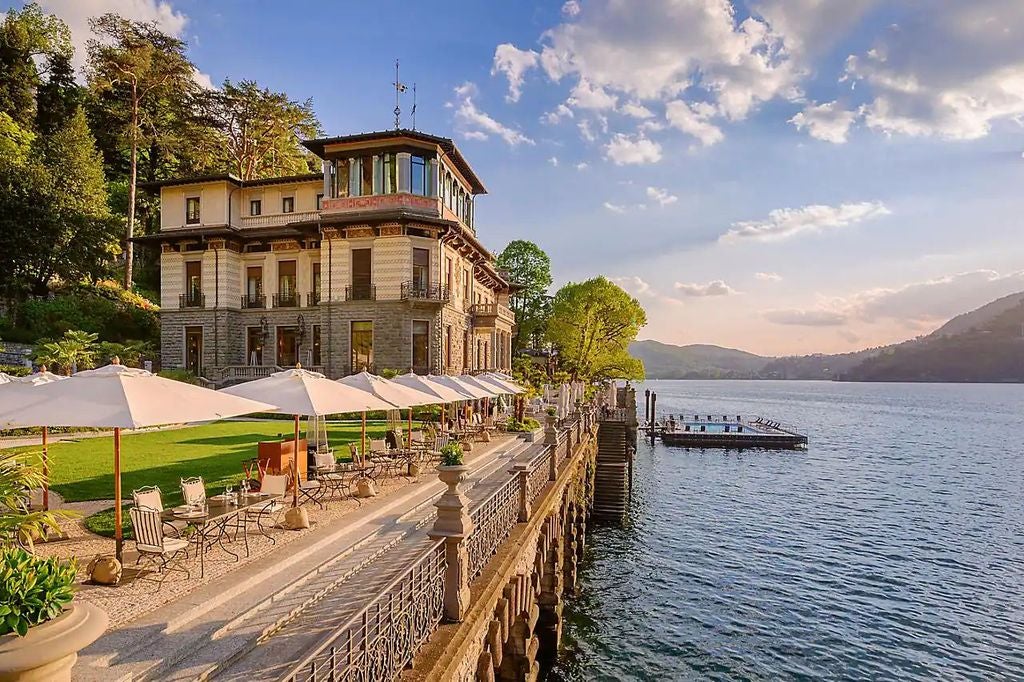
<box><xmin>345</xmin><ymin>284</ymin><xmax>376</xmax><ymax>301</ymax></box>
<box><xmin>466</xmin><ymin>474</ymin><xmax>520</xmax><ymax>580</ymax></box>
<box><xmin>273</xmin><ymin>292</ymin><xmax>302</xmax><ymax>308</ymax></box>
<box><xmin>240</xmin><ymin>294</ymin><xmax>265</xmax><ymax>309</ymax></box>
<box><xmin>179</xmin><ymin>293</ymin><xmax>205</xmax><ymax>309</ymax></box>
<box><xmin>527</xmin><ymin>447</ymin><xmax>552</xmax><ymax>505</ymax></box>
<box><xmin>285</xmin><ymin>539</ymin><xmax>446</xmax><ymax>682</ymax></box>
<box><xmin>307</xmin><ymin>291</ymin><xmax>322</xmax><ymax>306</ymax></box>
<box><xmin>401</xmin><ymin>281</ymin><xmax>450</xmax><ymax>302</ymax></box>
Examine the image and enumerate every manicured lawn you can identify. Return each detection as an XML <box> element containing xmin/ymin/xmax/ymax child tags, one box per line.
<box><xmin>12</xmin><ymin>419</ymin><xmax>389</xmax><ymax>504</ymax></box>
<box><xmin>8</xmin><ymin>419</ymin><xmax>390</xmax><ymax>539</ymax></box>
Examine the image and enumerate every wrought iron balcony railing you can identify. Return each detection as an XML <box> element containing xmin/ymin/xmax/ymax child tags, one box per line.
<box><xmin>345</xmin><ymin>284</ymin><xmax>376</xmax><ymax>301</ymax></box>
<box><xmin>401</xmin><ymin>281</ymin><xmax>449</xmax><ymax>302</ymax></box>
<box><xmin>307</xmin><ymin>291</ymin><xmax>322</xmax><ymax>306</ymax></box>
<box><xmin>241</xmin><ymin>294</ymin><xmax>265</xmax><ymax>309</ymax></box>
<box><xmin>273</xmin><ymin>292</ymin><xmax>302</xmax><ymax>308</ymax></box>
<box><xmin>179</xmin><ymin>293</ymin><xmax>205</xmax><ymax>309</ymax></box>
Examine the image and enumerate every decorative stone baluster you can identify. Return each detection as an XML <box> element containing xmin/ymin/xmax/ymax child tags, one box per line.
<box><xmin>545</xmin><ymin>414</ymin><xmax>558</xmax><ymax>482</ymax></box>
<box><xmin>430</xmin><ymin>463</ymin><xmax>475</xmax><ymax>622</ymax></box>
<box><xmin>513</xmin><ymin>463</ymin><xmax>531</xmax><ymax>522</ymax></box>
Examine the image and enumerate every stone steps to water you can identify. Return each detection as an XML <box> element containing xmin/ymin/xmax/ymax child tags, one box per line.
<box><xmin>73</xmin><ymin>437</ymin><xmax>533</xmax><ymax>682</ymax></box>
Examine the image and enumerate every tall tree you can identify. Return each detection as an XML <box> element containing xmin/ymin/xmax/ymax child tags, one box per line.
<box><xmin>200</xmin><ymin>79</ymin><xmax>322</xmax><ymax>180</ymax></box>
<box><xmin>0</xmin><ymin>108</ymin><xmax>119</xmax><ymax>301</ymax></box>
<box><xmin>496</xmin><ymin>240</ymin><xmax>553</xmax><ymax>355</ymax></box>
<box><xmin>0</xmin><ymin>3</ymin><xmax>71</xmax><ymax>128</ymax></box>
<box><xmin>545</xmin><ymin>277</ymin><xmax>647</xmax><ymax>382</ymax></box>
<box><xmin>86</xmin><ymin>14</ymin><xmax>196</xmax><ymax>290</ymax></box>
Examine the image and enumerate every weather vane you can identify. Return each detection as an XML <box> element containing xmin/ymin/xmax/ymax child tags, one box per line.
<box><xmin>393</xmin><ymin>59</ymin><xmax>407</xmax><ymax>129</ymax></box>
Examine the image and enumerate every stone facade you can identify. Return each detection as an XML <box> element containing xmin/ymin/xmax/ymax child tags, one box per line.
<box><xmin>144</xmin><ymin>129</ymin><xmax>516</xmax><ymax>383</ymax></box>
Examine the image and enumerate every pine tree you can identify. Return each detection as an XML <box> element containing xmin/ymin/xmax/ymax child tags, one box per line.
<box><xmin>35</xmin><ymin>53</ymin><xmax>80</xmax><ymax>136</ymax></box>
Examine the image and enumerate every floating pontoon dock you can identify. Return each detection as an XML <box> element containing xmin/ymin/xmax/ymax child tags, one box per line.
<box><xmin>641</xmin><ymin>414</ymin><xmax>808</xmax><ymax>449</ymax></box>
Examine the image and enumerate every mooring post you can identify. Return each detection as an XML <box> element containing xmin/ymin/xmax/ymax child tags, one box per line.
<box><xmin>644</xmin><ymin>389</ymin><xmax>650</xmax><ymax>425</ymax></box>
<box><xmin>649</xmin><ymin>392</ymin><xmax>657</xmax><ymax>442</ymax></box>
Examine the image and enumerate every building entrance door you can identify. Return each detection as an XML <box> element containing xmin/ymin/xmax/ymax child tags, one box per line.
<box><xmin>277</xmin><ymin>326</ymin><xmax>298</xmax><ymax>367</ymax></box>
<box><xmin>185</xmin><ymin>326</ymin><xmax>203</xmax><ymax>375</ymax></box>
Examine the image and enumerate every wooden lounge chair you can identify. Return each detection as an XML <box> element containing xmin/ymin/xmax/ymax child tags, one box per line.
<box><xmin>129</xmin><ymin>505</ymin><xmax>190</xmax><ymax>587</ymax></box>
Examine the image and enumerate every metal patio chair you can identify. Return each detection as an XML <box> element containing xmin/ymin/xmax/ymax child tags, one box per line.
<box><xmin>129</xmin><ymin>505</ymin><xmax>190</xmax><ymax>587</ymax></box>
<box><xmin>132</xmin><ymin>485</ymin><xmax>186</xmax><ymax>537</ymax></box>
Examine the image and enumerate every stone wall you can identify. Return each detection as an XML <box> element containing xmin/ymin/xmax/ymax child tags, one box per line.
<box><xmin>0</xmin><ymin>341</ymin><xmax>33</xmax><ymax>367</ymax></box>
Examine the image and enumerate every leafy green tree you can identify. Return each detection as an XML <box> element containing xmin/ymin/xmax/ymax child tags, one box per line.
<box><xmin>87</xmin><ymin>14</ymin><xmax>196</xmax><ymax>289</ymax></box>
<box><xmin>34</xmin><ymin>330</ymin><xmax>99</xmax><ymax>375</ymax></box>
<box><xmin>0</xmin><ymin>3</ymin><xmax>72</xmax><ymax>128</ymax></box>
<box><xmin>0</xmin><ymin>107</ymin><xmax>121</xmax><ymax>301</ymax></box>
<box><xmin>496</xmin><ymin>240</ymin><xmax>553</xmax><ymax>354</ymax></box>
<box><xmin>199</xmin><ymin>79</ymin><xmax>322</xmax><ymax>180</ymax></box>
<box><xmin>0</xmin><ymin>111</ymin><xmax>34</xmax><ymax>165</ymax></box>
<box><xmin>35</xmin><ymin>52</ymin><xmax>81</xmax><ymax>135</ymax></box>
<box><xmin>545</xmin><ymin>276</ymin><xmax>647</xmax><ymax>382</ymax></box>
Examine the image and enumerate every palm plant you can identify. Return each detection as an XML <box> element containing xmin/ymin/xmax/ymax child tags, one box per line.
<box><xmin>34</xmin><ymin>330</ymin><xmax>99</xmax><ymax>375</ymax></box>
<box><xmin>0</xmin><ymin>451</ymin><xmax>73</xmax><ymax>549</ymax></box>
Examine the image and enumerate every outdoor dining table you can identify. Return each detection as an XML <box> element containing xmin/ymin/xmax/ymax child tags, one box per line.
<box><xmin>161</xmin><ymin>491</ymin><xmax>281</xmax><ymax>577</ymax></box>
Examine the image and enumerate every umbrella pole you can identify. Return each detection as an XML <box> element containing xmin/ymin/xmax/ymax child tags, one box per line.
<box><xmin>361</xmin><ymin>411</ymin><xmax>367</xmax><ymax>467</ymax></box>
<box><xmin>408</xmin><ymin>408</ymin><xmax>412</xmax><ymax>448</ymax></box>
<box><xmin>41</xmin><ymin>426</ymin><xmax>49</xmax><ymax>511</ymax></box>
<box><xmin>114</xmin><ymin>428</ymin><xmax>122</xmax><ymax>563</ymax></box>
<box><xmin>441</xmin><ymin>404</ymin><xmax>445</xmax><ymax>433</ymax></box>
<box><xmin>293</xmin><ymin>414</ymin><xmax>300</xmax><ymax>508</ymax></box>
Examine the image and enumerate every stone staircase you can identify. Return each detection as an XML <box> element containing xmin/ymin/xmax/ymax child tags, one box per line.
<box><xmin>592</xmin><ymin>420</ymin><xmax>632</xmax><ymax>522</ymax></box>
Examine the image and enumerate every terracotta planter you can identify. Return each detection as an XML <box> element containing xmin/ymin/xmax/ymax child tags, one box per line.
<box><xmin>0</xmin><ymin>602</ymin><xmax>107</xmax><ymax>682</ymax></box>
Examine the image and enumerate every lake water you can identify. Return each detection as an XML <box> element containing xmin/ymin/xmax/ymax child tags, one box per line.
<box><xmin>550</xmin><ymin>380</ymin><xmax>1024</xmax><ymax>681</ymax></box>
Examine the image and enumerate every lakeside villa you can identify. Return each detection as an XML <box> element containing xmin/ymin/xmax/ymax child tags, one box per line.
<box><xmin>137</xmin><ymin>128</ymin><xmax>517</xmax><ymax>383</ymax></box>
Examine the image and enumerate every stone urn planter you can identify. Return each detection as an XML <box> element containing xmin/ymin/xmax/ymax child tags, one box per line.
<box><xmin>434</xmin><ymin>465</ymin><xmax>473</xmax><ymax>536</ymax></box>
<box><xmin>0</xmin><ymin>602</ymin><xmax>107</xmax><ymax>682</ymax></box>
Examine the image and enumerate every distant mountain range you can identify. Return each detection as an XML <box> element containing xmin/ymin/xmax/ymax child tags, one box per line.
<box><xmin>631</xmin><ymin>291</ymin><xmax>1024</xmax><ymax>382</ymax></box>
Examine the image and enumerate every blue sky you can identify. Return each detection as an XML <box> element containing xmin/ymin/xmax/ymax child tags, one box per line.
<box><xmin>27</xmin><ymin>0</ymin><xmax>1024</xmax><ymax>355</ymax></box>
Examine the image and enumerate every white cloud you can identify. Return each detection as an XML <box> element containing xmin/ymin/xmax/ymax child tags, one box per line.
<box><xmin>567</xmin><ymin>78</ymin><xmax>618</xmax><ymax>110</ymax></box>
<box><xmin>755</xmin><ymin>272</ymin><xmax>782</xmax><ymax>282</ymax></box>
<box><xmin>789</xmin><ymin>100</ymin><xmax>858</xmax><ymax>143</ymax></box>
<box><xmin>576</xmin><ymin>161</ymin><xmax>589</xmax><ymax>170</ymax></box>
<box><xmin>603</xmin><ymin>202</ymin><xmax>627</xmax><ymax>214</ymax></box>
<box><xmin>843</xmin><ymin>1</ymin><xmax>1024</xmax><ymax>140</ymax></box>
<box><xmin>604</xmin><ymin>133</ymin><xmax>662</xmax><ymax>165</ymax></box>
<box><xmin>674</xmin><ymin>280</ymin><xmax>740</xmax><ymax>297</ymax></box>
<box><xmin>192</xmin><ymin>68</ymin><xmax>214</xmax><ymax>90</ymax></box>
<box><xmin>562</xmin><ymin>0</ymin><xmax>582</xmax><ymax>17</ymax></box>
<box><xmin>39</xmin><ymin>0</ymin><xmax>189</xmax><ymax>75</ymax></box>
<box><xmin>548</xmin><ymin>156</ymin><xmax>559</xmax><ymax>167</ymax></box>
<box><xmin>541</xmin><ymin>103</ymin><xmax>574</xmax><ymax>125</ymax></box>
<box><xmin>645</xmin><ymin>186</ymin><xmax>678</xmax><ymax>206</ymax></box>
<box><xmin>763</xmin><ymin>269</ymin><xmax>1024</xmax><ymax>330</ymax></box>
<box><xmin>578</xmin><ymin>119</ymin><xmax>596</xmax><ymax>141</ymax></box>
<box><xmin>721</xmin><ymin>201</ymin><xmax>890</xmax><ymax>243</ymax></box>
<box><xmin>610</xmin><ymin>276</ymin><xmax>653</xmax><ymax>297</ymax></box>
<box><xmin>620</xmin><ymin>101</ymin><xmax>654</xmax><ymax>119</ymax></box>
<box><xmin>665</xmin><ymin>100</ymin><xmax>724</xmax><ymax>147</ymax></box>
<box><xmin>492</xmin><ymin>43</ymin><xmax>540</xmax><ymax>103</ymax></box>
<box><xmin>763</xmin><ymin>309</ymin><xmax>847</xmax><ymax>326</ymax></box>
<box><xmin>450</xmin><ymin>82</ymin><xmax>534</xmax><ymax>146</ymax></box>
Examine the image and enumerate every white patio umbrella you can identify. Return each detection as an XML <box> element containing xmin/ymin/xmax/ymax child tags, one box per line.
<box><xmin>221</xmin><ymin>368</ymin><xmax>395</xmax><ymax>507</ymax></box>
<box><xmin>431</xmin><ymin>374</ymin><xmax>493</xmax><ymax>400</ymax></box>
<box><xmin>477</xmin><ymin>372</ymin><xmax>526</xmax><ymax>394</ymax></box>
<box><xmin>0</xmin><ymin>362</ymin><xmax>275</xmax><ymax>560</ymax></box>
<box><xmin>392</xmin><ymin>373</ymin><xmax>469</xmax><ymax>433</ymax></box>
<box><xmin>0</xmin><ymin>368</ymin><xmax>68</xmax><ymax>509</ymax></box>
<box><xmin>457</xmin><ymin>374</ymin><xmax>506</xmax><ymax>397</ymax></box>
<box><xmin>337</xmin><ymin>372</ymin><xmax>439</xmax><ymax>455</ymax></box>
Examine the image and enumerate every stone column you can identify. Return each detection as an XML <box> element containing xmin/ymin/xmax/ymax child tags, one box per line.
<box><xmin>545</xmin><ymin>415</ymin><xmax>558</xmax><ymax>482</ymax></box>
<box><xmin>513</xmin><ymin>463</ymin><xmax>531</xmax><ymax>522</ymax></box>
<box><xmin>429</xmin><ymin>464</ymin><xmax>475</xmax><ymax>622</ymax></box>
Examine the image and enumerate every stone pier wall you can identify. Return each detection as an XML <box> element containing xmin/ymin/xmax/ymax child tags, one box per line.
<box><xmin>407</xmin><ymin>411</ymin><xmax>597</xmax><ymax>682</ymax></box>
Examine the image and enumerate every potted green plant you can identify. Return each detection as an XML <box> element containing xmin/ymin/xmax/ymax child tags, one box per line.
<box><xmin>0</xmin><ymin>548</ymin><xmax>107</xmax><ymax>681</ymax></box>
<box><xmin>439</xmin><ymin>442</ymin><xmax>464</xmax><ymax>467</ymax></box>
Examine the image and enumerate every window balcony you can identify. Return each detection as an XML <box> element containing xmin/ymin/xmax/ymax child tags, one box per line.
<box><xmin>179</xmin><ymin>293</ymin><xmax>205</xmax><ymax>309</ymax></box>
<box><xmin>471</xmin><ymin>303</ymin><xmax>498</xmax><ymax>329</ymax></box>
<box><xmin>307</xmin><ymin>291</ymin><xmax>322</xmax><ymax>306</ymax></box>
<box><xmin>345</xmin><ymin>285</ymin><xmax>376</xmax><ymax>301</ymax></box>
<box><xmin>241</xmin><ymin>294</ymin><xmax>266</xmax><ymax>309</ymax></box>
<box><xmin>238</xmin><ymin>210</ymin><xmax>320</xmax><ymax>229</ymax></box>
<box><xmin>273</xmin><ymin>292</ymin><xmax>302</xmax><ymax>308</ymax></box>
<box><xmin>401</xmin><ymin>281</ymin><xmax>449</xmax><ymax>302</ymax></box>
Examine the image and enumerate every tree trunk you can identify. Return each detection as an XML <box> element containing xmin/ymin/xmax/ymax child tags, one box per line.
<box><xmin>124</xmin><ymin>97</ymin><xmax>139</xmax><ymax>290</ymax></box>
